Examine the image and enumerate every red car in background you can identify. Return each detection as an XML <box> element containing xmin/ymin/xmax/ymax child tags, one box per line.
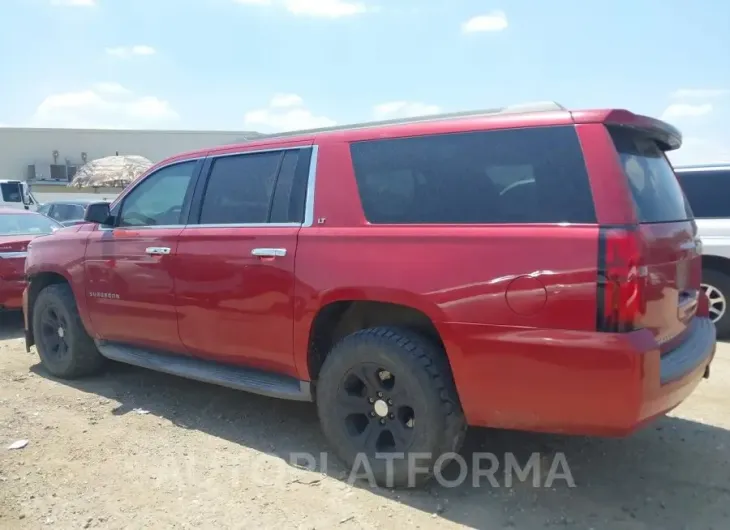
<box><xmin>0</xmin><ymin>208</ymin><xmax>61</xmax><ymax>310</ymax></box>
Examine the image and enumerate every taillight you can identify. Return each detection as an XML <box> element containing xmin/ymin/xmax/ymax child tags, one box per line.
<box><xmin>596</xmin><ymin>227</ymin><xmax>646</xmax><ymax>332</ymax></box>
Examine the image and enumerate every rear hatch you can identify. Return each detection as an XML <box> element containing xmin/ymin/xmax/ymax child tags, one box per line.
<box><xmin>600</xmin><ymin>126</ymin><xmax>701</xmax><ymax>352</ymax></box>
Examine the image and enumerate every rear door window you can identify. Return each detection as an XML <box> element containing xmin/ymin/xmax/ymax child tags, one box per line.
<box><xmin>195</xmin><ymin>148</ymin><xmax>311</xmax><ymax>225</ymax></box>
<box><xmin>676</xmin><ymin>169</ymin><xmax>730</xmax><ymax>219</ymax></box>
<box><xmin>608</xmin><ymin>126</ymin><xmax>692</xmax><ymax>223</ymax></box>
<box><xmin>349</xmin><ymin>126</ymin><xmax>596</xmax><ymax>224</ymax></box>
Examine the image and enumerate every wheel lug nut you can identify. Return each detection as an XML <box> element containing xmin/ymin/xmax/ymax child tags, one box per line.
<box><xmin>369</xmin><ymin>411</ymin><xmax>375</xmax><ymax>417</ymax></box>
<box><xmin>379</xmin><ymin>419</ymin><xmax>386</xmax><ymax>425</ymax></box>
<box><xmin>368</xmin><ymin>397</ymin><xmax>374</xmax><ymax>403</ymax></box>
<box><xmin>387</xmin><ymin>399</ymin><xmax>393</xmax><ymax>405</ymax></box>
<box><xmin>377</xmin><ymin>392</ymin><xmax>383</xmax><ymax>398</ymax></box>
<box><xmin>388</xmin><ymin>413</ymin><xmax>394</xmax><ymax>420</ymax></box>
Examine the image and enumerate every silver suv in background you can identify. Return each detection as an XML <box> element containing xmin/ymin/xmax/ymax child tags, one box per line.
<box><xmin>675</xmin><ymin>164</ymin><xmax>730</xmax><ymax>338</ymax></box>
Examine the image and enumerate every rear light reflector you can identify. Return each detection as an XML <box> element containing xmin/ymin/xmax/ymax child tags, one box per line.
<box><xmin>596</xmin><ymin>227</ymin><xmax>646</xmax><ymax>332</ymax></box>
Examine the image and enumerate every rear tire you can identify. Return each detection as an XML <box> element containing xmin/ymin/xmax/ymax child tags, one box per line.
<box><xmin>316</xmin><ymin>327</ymin><xmax>467</xmax><ymax>488</ymax></box>
<box><xmin>32</xmin><ymin>283</ymin><xmax>105</xmax><ymax>378</ymax></box>
<box><xmin>702</xmin><ymin>268</ymin><xmax>730</xmax><ymax>339</ymax></box>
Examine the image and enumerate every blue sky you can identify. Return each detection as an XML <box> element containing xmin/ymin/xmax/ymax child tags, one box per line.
<box><xmin>1</xmin><ymin>0</ymin><xmax>729</xmax><ymax>164</ymax></box>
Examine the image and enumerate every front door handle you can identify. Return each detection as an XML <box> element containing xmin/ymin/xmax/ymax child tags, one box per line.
<box><xmin>251</xmin><ymin>248</ymin><xmax>287</xmax><ymax>258</ymax></box>
<box><xmin>145</xmin><ymin>246</ymin><xmax>171</xmax><ymax>255</ymax></box>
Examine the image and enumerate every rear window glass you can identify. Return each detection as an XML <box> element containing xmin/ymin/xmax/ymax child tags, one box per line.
<box><xmin>608</xmin><ymin>126</ymin><xmax>692</xmax><ymax>223</ymax></box>
<box><xmin>349</xmin><ymin>126</ymin><xmax>596</xmax><ymax>224</ymax></box>
<box><xmin>677</xmin><ymin>169</ymin><xmax>730</xmax><ymax>218</ymax></box>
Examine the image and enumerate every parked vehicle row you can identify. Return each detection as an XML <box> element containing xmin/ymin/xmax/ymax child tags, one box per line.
<box><xmin>0</xmin><ymin>179</ymin><xmax>40</xmax><ymax>210</ymax></box>
<box><xmin>37</xmin><ymin>198</ymin><xmax>97</xmax><ymax>226</ymax></box>
<box><xmin>13</xmin><ymin>102</ymin><xmax>719</xmax><ymax>487</ymax></box>
<box><xmin>674</xmin><ymin>164</ymin><xmax>730</xmax><ymax>338</ymax></box>
<box><xmin>0</xmin><ymin>208</ymin><xmax>62</xmax><ymax>310</ymax></box>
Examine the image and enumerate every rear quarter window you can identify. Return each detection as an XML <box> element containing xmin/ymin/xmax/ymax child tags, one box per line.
<box><xmin>349</xmin><ymin>125</ymin><xmax>596</xmax><ymax>224</ymax></box>
<box><xmin>676</xmin><ymin>169</ymin><xmax>730</xmax><ymax>219</ymax></box>
<box><xmin>608</xmin><ymin>126</ymin><xmax>692</xmax><ymax>223</ymax></box>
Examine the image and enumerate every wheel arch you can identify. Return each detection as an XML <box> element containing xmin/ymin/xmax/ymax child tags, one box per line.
<box><xmin>303</xmin><ymin>289</ymin><xmax>451</xmax><ymax>383</ymax></box>
<box><xmin>26</xmin><ymin>270</ymin><xmax>88</xmax><ymax>349</ymax></box>
<box><xmin>702</xmin><ymin>254</ymin><xmax>730</xmax><ymax>274</ymax></box>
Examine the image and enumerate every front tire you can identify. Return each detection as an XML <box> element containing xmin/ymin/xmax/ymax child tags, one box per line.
<box><xmin>702</xmin><ymin>268</ymin><xmax>730</xmax><ymax>339</ymax></box>
<box><xmin>32</xmin><ymin>283</ymin><xmax>105</xmax><ymax>378</ymax></box>
<box><xmin>316</xmin><ymin>327</ymin><xmax>467</xmax><ymax>488</ymax></box>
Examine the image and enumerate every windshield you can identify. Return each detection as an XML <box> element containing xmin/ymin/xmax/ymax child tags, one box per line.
<box><xmin>0</xmin><ymin>213</ymin><xmax>62</xmax><ymax>236</ymax></box>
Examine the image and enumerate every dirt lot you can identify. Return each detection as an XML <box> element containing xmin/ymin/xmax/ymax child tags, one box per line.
<box><xmin>1</xmin><ymin>311</ymin><xmax>729</xmax><ymax>530</ymax></box>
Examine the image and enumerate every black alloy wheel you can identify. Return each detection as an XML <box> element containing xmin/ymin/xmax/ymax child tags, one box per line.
<box><xmin>337</xmin><ymin>363</ymin><xmax>416</xmax><ymax>454</ymax></box>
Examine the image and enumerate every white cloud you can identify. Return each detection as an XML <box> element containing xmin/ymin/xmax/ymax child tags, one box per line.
<box><xmin>106</xmin><ymin>45</ymin><xmax>157</xmax><ymax>59</ymax></box>
<box><xmin>372</xmin><ymin>101</ymin><xmax>441</xmax><ymax>120</ymax></box>
<box><xmin>50</xmin><ymin>0</ymin><xmax>95</xmax><ymax>6</ymax></box>
<box><xmin>30</xmin><ymin>83</ymin><xmax>179</xmax><ymax>129</ymax></box>
<box><xmin>244</xmin><ymin>94</ymin><xmax>335</xmax><ymax>132</ymax></box>
<box><xmin>234</xmin><ymin>0</ymin><xmax>368</xmax><ymax>17</ymax></box>
<box><xmin>671</xmin><ymin>88</ymin><xmax>729</xmax><ymax>99</ymax></box>
<box><xmin>461</xmin><ymin>11</ymin><xmax>508</xmax><ymax>33</ymax></box>
<box><xmin>284</xmin><ymin>0</ymin><xmax>366</xmax><ymax>17</ymax></box>
<box><xmin>661</xmin><ymin>103</ymin><xmax>713</xmax><ymax>121</ymax></box>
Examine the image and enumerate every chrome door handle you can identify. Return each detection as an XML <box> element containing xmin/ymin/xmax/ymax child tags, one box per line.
<box><xmin>251</xmin><ymin>248</ymin><xmax>287</xmax><ymax>258</ymax></box>
<box><xmin>145</xmin><ymin>246</ymin><xmax>171</xmax><ymax>255</ymax></box>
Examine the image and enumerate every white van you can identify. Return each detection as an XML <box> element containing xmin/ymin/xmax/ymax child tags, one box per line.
<box><xmin>0</xmin><ymin>180</ymin><xmax>40</xmax><ymax>211</ymax></box>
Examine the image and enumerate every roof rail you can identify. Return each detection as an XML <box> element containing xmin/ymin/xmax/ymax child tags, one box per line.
<box><xmin>673</xmin><ymin>163</ymin><xmax>730</xmax><ymax>172</ymax></box>
<box><xmin>253</xmin><ymin>100</ymin><xmax>567</xmax><ymax>140</ymax></box>
<box><xmin>501</xmin><ymin>101</ymin><xmax>567</xmax><ymax>114</ymax></box>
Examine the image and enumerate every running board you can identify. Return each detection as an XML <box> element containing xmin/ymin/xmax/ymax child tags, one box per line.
<box><xmin>96</xmin><ymin>341</ymin><xmax>312</xmax><ymax>402</ymax></box>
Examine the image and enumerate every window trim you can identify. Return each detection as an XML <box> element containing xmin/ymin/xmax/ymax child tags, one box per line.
<box><xmin>185</xmin><ymin>144</ymin><xmax>318</xmax><ymax>229</ymax></box>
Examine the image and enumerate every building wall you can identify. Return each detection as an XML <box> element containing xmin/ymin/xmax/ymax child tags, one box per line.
<box><xmin>0</xmin><ymin>127</ymin><xmax>262</xmax><ymax>182</ymax></box>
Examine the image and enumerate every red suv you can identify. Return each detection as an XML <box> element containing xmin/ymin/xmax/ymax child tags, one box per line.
<box><xmin>23</xmin><ymin>102</ymin><xmax>716</xmax><ymax>487</ymax></box>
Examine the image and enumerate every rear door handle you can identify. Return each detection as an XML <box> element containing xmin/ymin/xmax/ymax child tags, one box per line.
<box><xmin>145</xmin><ymin>246</ymin><xmax>171</xmax><ymax>255</ymax></box>
<box><xmin>251</xmin><ymin>248</ymin><xmax>287</xmax><ymax>258</ymax></box>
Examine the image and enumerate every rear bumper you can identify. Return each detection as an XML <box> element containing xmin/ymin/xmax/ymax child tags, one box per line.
<box><xmin>444</xmin><ymin>317</ymin><xmax>716</xmax><ymax>436</ymax></box>
<box><xmin>0</xmin><ymin>279</ymin><xmax>26</xmax><ymax>310</ymax></box>
<box><xmin>659</xmin><ymin>317</ymin><xmax>715</xmax><ymax>385</ymax></box>
<box><xmin>638</xmin><ymin>316</ymin><xmax>715</xmax><ymax>427</ymax></box>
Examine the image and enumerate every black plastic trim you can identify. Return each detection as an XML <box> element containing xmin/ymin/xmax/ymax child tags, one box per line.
<box><xmin>96</xmin><ymin>341</ymin><xmax>313</xmax><ymax>401</ymax></box>
<box><xmin>660</xmin><ymin>317</ymin><xmax>715</xmax><ymax>385</ymax></box>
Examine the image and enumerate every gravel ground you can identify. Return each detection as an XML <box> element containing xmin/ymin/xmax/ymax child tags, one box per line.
<box><xmin>1</xmin><ymin>310</ymin><xmax>729</xmax><ymax>530</ymax></box>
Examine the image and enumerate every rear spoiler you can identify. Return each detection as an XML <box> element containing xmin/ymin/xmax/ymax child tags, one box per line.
<box><xmin>571</xmin><ymin>109</ymin><xmax>682</xmax><ymax>151</ymax></box>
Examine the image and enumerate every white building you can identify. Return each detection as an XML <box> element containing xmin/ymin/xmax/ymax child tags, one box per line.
<box><xmin>0</xmin><ymin>127</ymin><xmax>262</xmax><ymax>183</ymax></box>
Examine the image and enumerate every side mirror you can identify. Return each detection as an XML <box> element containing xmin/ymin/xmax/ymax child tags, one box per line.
<box><xmin>84</xmin><ymin>202</ymin><xmax>113</xmax><ymax>225</ymax></box>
